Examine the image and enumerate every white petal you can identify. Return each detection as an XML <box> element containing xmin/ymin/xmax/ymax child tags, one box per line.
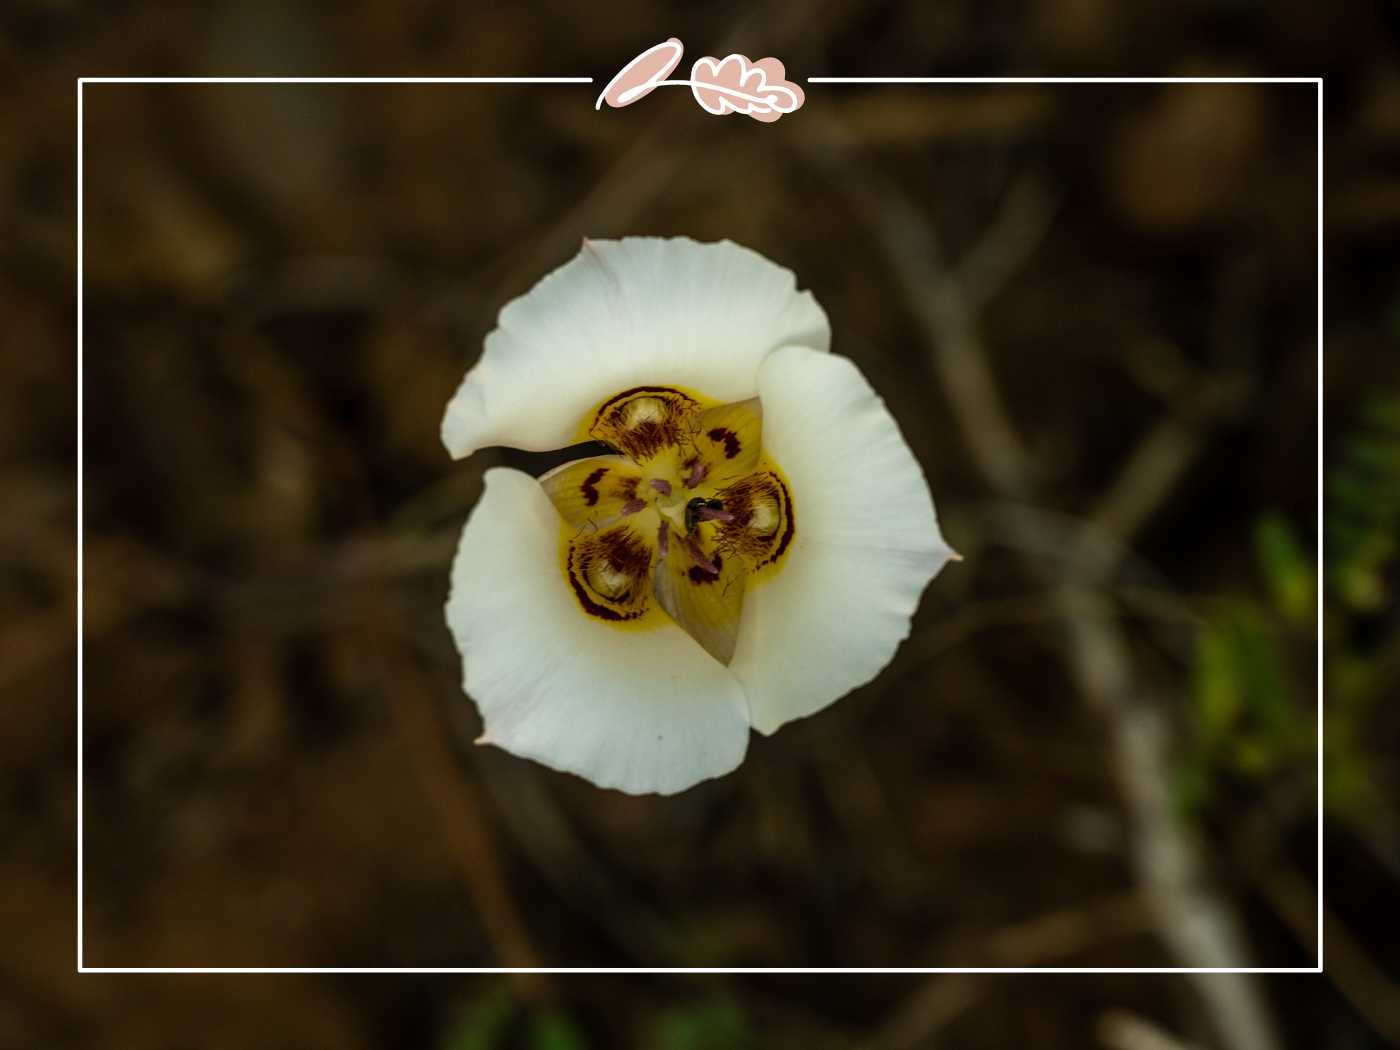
<box><xmin>441</xmin><ymin>237</ymin><xmax>830</xmax><ymax>459</ymax></box>
<box><xmin>732</xmin><ymin>346</ymin><xmax>955</xmax><ymax>734</ymax></box>
<box><xmin>446</xmin><ymin>467</ymin><xmax>750</xmax><ymax>795</ymax></box>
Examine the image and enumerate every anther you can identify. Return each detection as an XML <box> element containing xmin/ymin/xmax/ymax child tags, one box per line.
<box><xmin>681</xmin><ymin>533</ymin><xmax>720</xmax><ymax>577</ymax></box>
<box><xmin>685</xmin><ymin>496</ymin><xmax>726</xmax><ymax>532</ymax></box>
<box><xmin>683</xmin><ymin>459</ymin><xmax>709</xmax><ymax>489</ymax></box>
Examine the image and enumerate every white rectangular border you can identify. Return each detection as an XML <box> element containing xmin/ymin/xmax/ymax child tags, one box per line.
<box><xmin>76</xmin><ymin>75</ymin><xmax>1325</xmax><ymax>975</ymax></box>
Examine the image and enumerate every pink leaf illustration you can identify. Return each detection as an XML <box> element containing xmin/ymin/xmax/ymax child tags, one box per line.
<box><xmin>595</xmin><ymin>38</ymin><xmax>685</xmax><ymax>110</ymax></box>
<box><xmin>689</xmin><ymin>54</ymin><xmax>805</xmax><ymax>123</ymax></box>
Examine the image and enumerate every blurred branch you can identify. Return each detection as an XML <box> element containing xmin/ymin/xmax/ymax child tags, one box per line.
<box><xmin>877</xmin><ymin>976</ymin><xmax>979</xmax><ymax>1050</ymax></box>
<box><xmin>800</xmin><ymin>112</ymin><xmax>1282</xmax><ymax>1050</ymax></box>
<box><xmin>954</xmin><ymin>175</ymin><xmax>1059</xmax><ymax>315</ymax></box>
<box><xmin>1364</xmin><ymin>624</ymin><xmax>1400</xmax><ymax>711</ymax></box>
<box><xmin>1086</xmin><ymin>372</ymin><xmax>1251</xmax><ymax>550</ymax></box>
<box><xmin>480</xmin><ymin>119</ymin><xmax>709</xmax><ymax>313</ymax></box>
<box><xmin>820</xmin><ymin>90</ymin><xmax>1053</xmax><ymax>151</ymax></box>
<box><xmin>978</xmin><ymin>889</ymin><xmax>1148</xmax><ymax>964</ymax></box>
<box><xmin>475</xmin><ymin>755</ymin><xmax>684</xmax><ymax>964</ymax></box>
<box><xmin>1262</xmin><ymin>865</ymin><xmax>1400</xmax><ymax>1045</ymax></box>
<box><xmin>866</xmin><ymin>583</ymin><xmax>1198</xmax><ymax>726</ymax></box>
<box><xmin>799</xmin><ymin>116</ymin><xmax>1037</xmax><ymax>496</ymax></box>
<box><xmin>877</xmin><ymin>891</ymin><xmax>1150</xmax><ymax>1050</ymax></box>
<box><xmin>1056</xmin><ymin>596</ymin><xmax>1284</xmax><ymax>1050</ymax></box>
<box><xmin>369</xmin><ymin>601</ymin><xmax>548</xmax><ymax>994</ymax></box>
<box><xmin>1099</xmin><ymin>1010</ymin><xmax>1204</xmax><ymax>1050</ymax></box>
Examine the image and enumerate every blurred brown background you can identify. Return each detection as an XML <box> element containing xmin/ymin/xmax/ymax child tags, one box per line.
<box><xmin>5</xmin><ymin>0</ymin><xmax>1398</xmax><ymax>1047</ymax></box>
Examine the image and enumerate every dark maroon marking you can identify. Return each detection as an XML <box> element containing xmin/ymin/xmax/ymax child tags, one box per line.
<box><xmin>596</xmin><ymin>528</ymin><xmax>653</xmax><ymax>578</ymax></box>
<box><xmin>567</xmin><ymin>528</ymin><xmax>652</xmax><ymax>622</ymax></box>
<box><xmin>567</xmin><ymin>566</ymin><xmax>625</xmax><ymax>620</ymax></box>
<box><xmin>580</xmin><ymin>467</ymin><xmax>608</xmax><ymax>507</ymax></box>
<box><xmin>657</xmin><ymin>521</ymin><xmax>670</xmax><ymax>556</ymax></box>
<box><xmin>766</xmin><ymin>474</ymin><xmax>796</xmax><ymax>565</ymax></box>
<box><xmin>649</xmin><ymin>477</ymin><xmax>672</xmax><ymax>496</ymax></box>
<box><xmin>707</xmin><ymin>426</ymin><xmax>742</xmax><ymax>459</ymax></box>
<box><xmin>621</xmin><ymin>499</ymin><xmax>646</xmax><ymax>516</ymax></box>
<box><xmin>714</xmin><ymin>471</ymin><xmax>795</xmax><ymax>567</ymax></box>
<box><xmin>617</xmin><ymin>475</ymin><xmax>641</xmax><ymax>500</ymax></box>
<box><xmin>591</xmin><ymin>385</ymin><xmax>696</xmax><ymax>427</ymax></box>
<box><xmin>590</xmin><ymin>387</ymin><xmax>702</xmax><ymax>461</ymax></box>
<box><xmin>687</xmin><ymin>553</ymin><xmax>723</xmax><ymax>584</ymax></box>
<box><xmin>623</xmin><ymin>421</ymin><xmax>672</xmax><ymax>460</ymax></box>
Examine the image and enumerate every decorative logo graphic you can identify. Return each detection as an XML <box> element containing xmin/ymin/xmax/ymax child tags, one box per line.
<box><xmin>596</xmin><ymin>38</ymin><xmax>805</xmax><ymax>123</ymax></box>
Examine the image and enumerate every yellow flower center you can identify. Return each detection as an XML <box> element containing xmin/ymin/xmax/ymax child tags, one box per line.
<box><xmin>539</xmin><ymin>385</ymin><xmax>795</xmax><ymax>664</ymax></box>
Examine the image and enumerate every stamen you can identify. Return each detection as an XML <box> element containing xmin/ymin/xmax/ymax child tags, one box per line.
<box><xmin>649</xmin><ymin>478</ymin><xmax>672</xmax><ymax>496</ymax></box>
<box><xmin>685</xmin><ymin>496</ymin><xmax>725</xmax><ymax>532</ymax></box>
<box><xmin>620</xmin><ymin>498</ymin><xmax>646</xmax><ymax>516</ymax></box>
<box><xmin>683</xmin><ymin>458</ymin><xmax>709</xmax><ymax>489</ymax></box>
<box><xmin>696</xmin><ymin>506</ymin><xmax>735</xmax><ymax>523</ymax></box>
<box><xmin>682</xmin><ymin>533</ymin><xmax>720</xmax><ymax>577</ymax></box>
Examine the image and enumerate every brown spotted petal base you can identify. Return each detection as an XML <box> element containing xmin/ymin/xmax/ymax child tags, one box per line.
<box><xmin>539</xmin><ymin>387</ymin><xmax>795</xmax><ymax>664</ymax></box>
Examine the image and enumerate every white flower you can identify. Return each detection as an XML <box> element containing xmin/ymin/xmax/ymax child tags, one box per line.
<box><xmin>442</xmin><ymin>237</ymin><xmax>955</xmax><ymax>795</ymax></box>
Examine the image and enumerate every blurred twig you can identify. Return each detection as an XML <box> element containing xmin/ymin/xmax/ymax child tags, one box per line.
<box><xmin>474</xmin><ymin>755</ymin><xmax>684</xmax><ymax>964</ymax></box>
<box><xmin>877</xmin><ymin>891</ymin><xmax>1151</xmax><ymax>1050</ymax></box>
<box><xmin>978</xmin><ymin>889</ymin><xmax>1149</xmax><ymax>964</ymax></box>
<box><xmin>1098</xmin><ymin>1010</ymin><xmax>1204</xmax><ymax>1050</ymax></box>
<box><xmin>800</xmin><ymin>111</ymin><xmax>1282</xmax><ymax>1050</ymax></box>
<box><xmin>1086</xmin><ymin>372</ymin><xmax>1251</xmax><ymax>550</ymax></box>
<box><xmin>800</xmin><ymin>116</ymin><xmax>1038</xmax><ymax>496</ymax></box>
<box><xmin>1262</xmin><ymin>865</ymin><xmax>1400</xmax><ymax>1045</ymax></box>
<box><xmin>374</xmin><ymin>613</ymin><xmax>549</xmax><ymax>993</ymax></box>
<box><xmin>877</xmin><ymin>977</ymin><xmax>979</xmax><ymax>1050</ymax></box>
<box><xmin>867</xmin><ymin>585</ymin><xmax>1198</xmax><ymax>723</ymax></box>
<box><xmin>821</xmin><ymin>90</ymin><xmax>1054</xmax><ymax>151</ymax></box>
<box><xmin>954</xmin><ymin>175</ymin><xmax>1059</xmax><ymax>315</ymax></box>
